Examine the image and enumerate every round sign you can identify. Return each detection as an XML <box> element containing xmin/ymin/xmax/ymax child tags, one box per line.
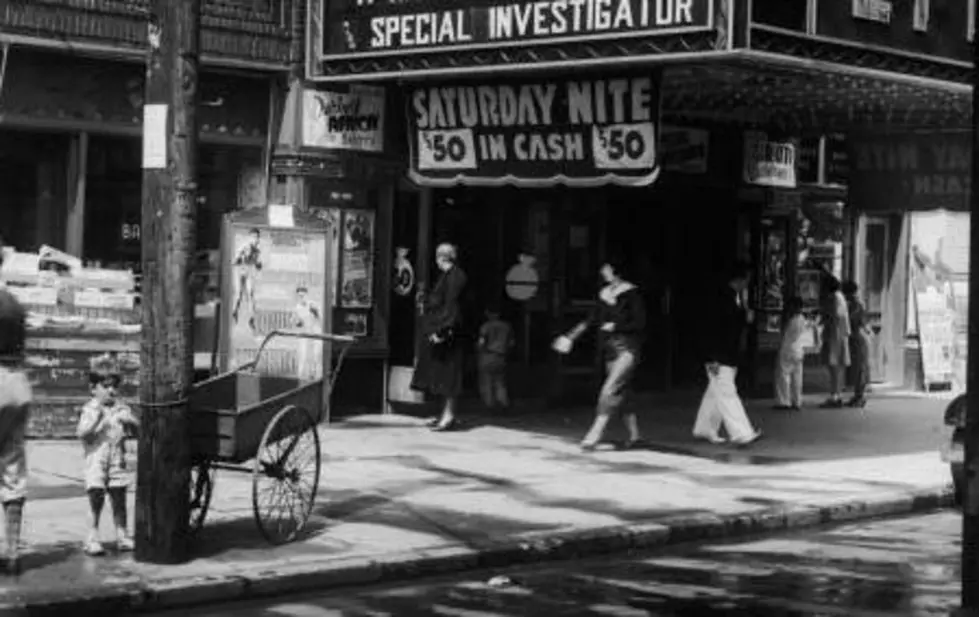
<box><xmin>505</xmin><ymin>255</ymin><xmax>539</xmax><ymax>302</ymax></box>
<box><xmin>393</xmin><ymin>247</ymin><xmax>415</xmax><ymax>297</ymax></box>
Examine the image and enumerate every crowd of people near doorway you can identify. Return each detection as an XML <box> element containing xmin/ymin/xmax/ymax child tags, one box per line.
<box><xmin>409</xmin><ymin>243</ymin><xmax>876</xmax><ymax>451</ymax></box>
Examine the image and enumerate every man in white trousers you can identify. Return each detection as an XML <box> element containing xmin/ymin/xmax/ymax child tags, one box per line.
<box><xmin>693</xmin><ymin>261</ymin><xmax>763</xmax><ymax>446</ymax></box>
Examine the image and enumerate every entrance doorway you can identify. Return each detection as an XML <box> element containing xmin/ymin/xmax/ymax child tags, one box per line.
<box><xmin>605</xmin><ymin>185</ymin><xmax>741</xmax><ymax>391</ymax></box>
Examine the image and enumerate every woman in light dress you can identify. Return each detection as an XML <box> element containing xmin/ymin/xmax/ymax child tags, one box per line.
<box><xmin>819</xmin><ymin>277</ymin><xmax>851</xmax><ymax>408</ymax></box>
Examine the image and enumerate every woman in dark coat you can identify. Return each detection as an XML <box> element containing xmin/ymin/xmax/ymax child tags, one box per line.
<box><xmin>411</xmin><ymin>243</ymin><xmax>468</xmax><ymax>431</ymax></box>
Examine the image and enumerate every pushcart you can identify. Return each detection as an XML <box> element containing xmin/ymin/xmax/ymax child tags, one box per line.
<box><xmin>187</xmin><ymin>330</ymin><xmax>356</xmax><ymax>544</ymax></box>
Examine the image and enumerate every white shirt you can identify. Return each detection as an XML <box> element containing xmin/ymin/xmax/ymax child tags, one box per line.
<box><xmin>780</xmin><ymin>314</ymin><xmax>808</xmax><ymax>362</ymax></box>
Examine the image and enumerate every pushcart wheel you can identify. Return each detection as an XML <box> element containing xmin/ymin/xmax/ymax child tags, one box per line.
<box><xmin>252</xmin><ymin>404</ymin><xmax>321</xmax><ymax>544</ymax></box>
<box><xmin>189</xmin><ymin>460</ymin><xmax>215</xmax><ymax>535</ymax></box>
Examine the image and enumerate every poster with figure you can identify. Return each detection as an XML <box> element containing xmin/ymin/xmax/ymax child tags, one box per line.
<box><xmin>340</xmin><ymin>209</ymin><xmax>375</xmax><ymax>308</ymax></box>
<box><xmin>221</xmin><ymin>209</ymin><xmax>332</xmax><ymax>379</ymax></box>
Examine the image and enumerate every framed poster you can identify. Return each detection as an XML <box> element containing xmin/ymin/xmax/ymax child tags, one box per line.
<box><xmin>220</xmin><ymin>208</ymin><xmax>333</xmax><ymax>380</ymax></box>
<box><xmin>340</xmin><ymin>209</ymin><xmax>375</xmax><ymax>309</ymax></box>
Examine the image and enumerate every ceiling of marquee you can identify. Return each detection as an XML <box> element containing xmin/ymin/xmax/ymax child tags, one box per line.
<box><xmin>660</xmin><ymin>58</ymin><xmax>972</xmax><ymax>132</ymax></box>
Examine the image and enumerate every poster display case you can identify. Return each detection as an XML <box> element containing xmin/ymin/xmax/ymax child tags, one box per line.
<box><xmin>308</xmin><ymin>184</ymin><xmax>381</xmax><ymax>343</ymax></box>
<box><xmin>218</xmin><ymin>206</ymin><xmax>336</xmax><ymax>381</ymax></box>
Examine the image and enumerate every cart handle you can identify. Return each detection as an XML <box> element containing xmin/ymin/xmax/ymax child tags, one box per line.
<box><xmin>246</xmin><ymin>329</ymin><xmax>356</xmax><ymax>370</ymax></box>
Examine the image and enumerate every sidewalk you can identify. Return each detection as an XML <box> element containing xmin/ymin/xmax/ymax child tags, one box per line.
<box><xmin>0</xmin><ymin>392</ymin><xmax>955</xmax><ymax>613</ymax></box>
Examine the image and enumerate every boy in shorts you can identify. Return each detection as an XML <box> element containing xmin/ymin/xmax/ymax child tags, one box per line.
<box><xmin>0</xmin><ymin>286</ymin><xmax>31</xmax><ymax>575</ymax></box>
<box><xmin>77</xmin><ymin>359</ymin><xmax>139</xmax><ymax>555</ymax></box>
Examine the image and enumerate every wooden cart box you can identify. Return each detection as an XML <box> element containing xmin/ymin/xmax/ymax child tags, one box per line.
<box><xmin>189</xmin><ymin>371</ymin><xmax>323</xmax><ymax>464</ymax></box>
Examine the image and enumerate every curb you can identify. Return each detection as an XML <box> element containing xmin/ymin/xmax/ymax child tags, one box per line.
<box><xmin>5</xmin><ymin>486</ymin><xmax>955</xmax><ymax>615</ymax></box>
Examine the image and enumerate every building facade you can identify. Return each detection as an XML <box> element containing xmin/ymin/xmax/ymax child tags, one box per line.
<box><xmin>298</xmin><ymin>0</ymin><xmax>971</xmax><ymax>406</ymax></box>
<box><xmin>8</xmin><ymin>0</ymin><xmax>973</xmax><ymax>435</ymax></box>
<box><xmin>0</xmin><ymin>0</ymin><xmax>293</xmax><ymax>435</ymax></box>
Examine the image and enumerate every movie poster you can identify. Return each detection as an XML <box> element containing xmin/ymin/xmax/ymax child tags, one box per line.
<box><xmin>340</xmin><ymin>210</ymin><xmax>375</xmax><ymax>309</ymax></box>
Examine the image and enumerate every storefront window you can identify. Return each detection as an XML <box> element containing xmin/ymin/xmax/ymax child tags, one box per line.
<box><xmin>84</xmin><ymin>136</ymin><xmax>263</xmax><ymax>268</ymax></box>
<box><xmin>0</xmin><ymin>130</ymin><xmax>70</xmax><ymax>253</ymax></box>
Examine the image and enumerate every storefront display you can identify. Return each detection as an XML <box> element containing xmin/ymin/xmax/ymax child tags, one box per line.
<box><xmin>2</xmin><ymin>246</ymin><xmax>140</xmax><ymax>435</ymax></box>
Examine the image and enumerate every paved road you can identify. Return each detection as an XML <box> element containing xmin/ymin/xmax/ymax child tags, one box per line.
<box><xmin>165</xmin><ymin>510</ymin><xmax>963</xmax><ymax>617</ymax></box>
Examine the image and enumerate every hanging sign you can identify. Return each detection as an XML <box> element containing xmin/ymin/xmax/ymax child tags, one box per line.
<box><xmin>743</xmin><ymin>131</ymin><xmax>796</xmax><ymax>189</ymax></box>
<box><xmin>408</xmin><ymin>74</ymin><xmax>662</xmax><ymax>187</ymax></box>
<box><xmin>505</xmin><ymin>254</ymin><xmax>539</xmax><ymax>301</ymax></box>
<box><xmin>302</xmin><ymin>86</ymin><xmax>386</xmax><ymax>153</ymax></box>
<box><xmin>318</xmin><ymin>0</ymin><xmax>714</xmax><ymax>60</ymax></box>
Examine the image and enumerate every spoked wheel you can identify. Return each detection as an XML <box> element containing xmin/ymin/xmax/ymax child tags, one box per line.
<box><xmin>189</xmin><ymin>460</ymin><xmax>215</xmax><ymax>536</ymax></box>
<box><xmin>252</xmin><ymin>404</ymin><xmax>321</xmax><ymax>544</ymax></box>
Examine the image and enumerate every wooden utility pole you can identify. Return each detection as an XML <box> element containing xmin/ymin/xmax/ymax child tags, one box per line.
<box><xmin>962</xmin><ymin>37</ymin><xmax>979</xmax><ymax>615</ymax></box>
<box><xmin>135</xmin><ymin>0</ymin><xmax>201</xmax><ymax>564</ymax></box>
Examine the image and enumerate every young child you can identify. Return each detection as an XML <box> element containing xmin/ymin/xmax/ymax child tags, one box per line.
<box><xmin>477</xmin><ymin>307</ymin><xmax>514</xmax><ymax>410</ymax></box>
<box><xmin>774</xmin><ymin>296</ymin><xmax>810</xmax><ymax>410</ymax></box>
<box><xmin>0</xmin><ymin>286</ymin><xmax>31</xmax><ymax>575</ymax></box>
<box><xmin>77</xmin><ymin>358</ymin><xmax>139</xmax><ymax>555</ymax></box>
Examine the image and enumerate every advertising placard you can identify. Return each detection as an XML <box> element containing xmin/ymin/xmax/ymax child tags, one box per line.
<box><xmin>849</xmin><ymin>132</ymin><xmax>970</xmax><ymax>212</ymax></box>
<box><xmin>318</xmin><ymin>0</ymin><xmax>714</xmax><ymax>60</ymax></box>
<box><xmin>221</xmin><ymin>212</ymin><xmax>333</xmax><ymax>381</ymax></box>
<box><xmin>660</xmin><ymin>125</ymin><xmax>708</xmax><ymax>174</ymax></box>
<box><xmin>743</xmin><ymin>131</ymin><xmax>796</xmax><ymax>189</ymax></box>
<box><xmin>408</xmin><ymin>74</ymin><xmax>661</xmax><ymax>187</ymax></box>
<box><xmin>302</xmin><ymin>86</ymin><xmax>386</xmax><ymax>152</ymax></box>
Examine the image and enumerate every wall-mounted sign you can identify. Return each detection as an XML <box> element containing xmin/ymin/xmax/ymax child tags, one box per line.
<box><xmin>849</xmin><ymin>131</ymin><xmax>970</xmax><ymax>212</ymax></box>
<box><xmin>819</xmin><ymin>0</ymin><xmax>971</xmax><ymax>63</ymax></box>
<box><xmin>393</xmin><ymin>247</ymin><xmax>415</xmax><ymax>297</ymax></box>
<box><xmin>302</xmin><ymin>86</ymin><xmax>385</xmax><ymax>153</ymax></box>
<box><xmin>852</xmin><ymin>0</ymin><xmax>892</xmax><ymax>24</ymax></box>
<box><xmin>407</xmin><ymin>74</ymin><xmax>662</xmax><ymax>187</ymax></box>
<box><xmin>743</xmin><ymin>131</ymin><xmax>796</xmax><ymax>189</ymax></box>
<box><xmin>660</xmin><ymin>125</ymin><xmax>708</xmax><ymax>174</ymax></box>
<box><xmin>505</xmin><ymin>254</ymin><xmax>539</xmax><ymax>301</ymax></box>
<box><xmin>318</xmin><ymin>0</ymin><xmax>714</xmax><ymax>61</ymax></box>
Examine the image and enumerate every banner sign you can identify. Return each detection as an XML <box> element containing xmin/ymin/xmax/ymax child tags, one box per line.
<box><xmin>407</xmin><ymin>74</ymin><xmax>661</xmax><ymax>187</ymax></box>
<box><xmin>302</xmin><ymin>86</ymin><xmax>386</xmax><ymax>152</ymax></box>
<box><xmin>849</xmin><ymin>132</ymin><xmax>970</xmax><ymax>212</ymax></box>
<box><xmin>320</xmin><ymin>0</ymin><xmax>714</xmax><ymax>59</ymax></box>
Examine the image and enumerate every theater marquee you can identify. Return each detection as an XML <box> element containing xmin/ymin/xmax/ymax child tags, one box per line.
<box><xmin>307</xmin><ymin>0</ymin><xmax>715</xmax><ymax>79</ymax></box>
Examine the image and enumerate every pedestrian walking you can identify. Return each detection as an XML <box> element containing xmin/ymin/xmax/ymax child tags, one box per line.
<box><xmin>0</xmin><ymin>285</ymin><xmax>31</xmax><ymax>575</ymax></box>
<box><xmin>77</xmin><ymin>358</ymin><xmax>139</xmax><ymax>556</ymax></box>
<box><xmin>773</xmin><ymin>296</ymin><xmax>812</xmax><ymax>410</ymax></box>
<box><xmin>692</xmin><ymin>261</ymin><xmax>763</xmax><ymax>446</ymax></box>
<box><xmin>476</xmin><ymin>306</ymin><xmax>513</xmax><ymax>410</ymax></box>
<box><xmin>819</xmin><ymin>277</ymin><xmax>851</xmax><ymax>408</ymax></box>
<box><xmin>842</xmin><ymin>280</ymin><xmax>872</xmax><ymax>408</ymax></box>
<box><xmin>412</xmin><ymin>243</ymin><xmax>468</xmax><ymax>432</ymax></box>
<box><xmin>553</xmin><ymin>257</ymin><xmax>646</xmax><ymax>451</ymax></box>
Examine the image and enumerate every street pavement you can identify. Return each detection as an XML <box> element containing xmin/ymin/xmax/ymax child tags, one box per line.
<box><xmin>0</xmin><ymin>391</ymin><xmax>957</xmax><ymax>612</ymax></box>
<box><xmin>164</xmin><ymin>510</ymin><xmax>964</xmax><ymax>616</ymax></box>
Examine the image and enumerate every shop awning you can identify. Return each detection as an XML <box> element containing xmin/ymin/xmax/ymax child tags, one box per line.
<box><xmin>662</xmin><ymin>52</ymin><xmax>972</xmax><ymax>132</ymax></box>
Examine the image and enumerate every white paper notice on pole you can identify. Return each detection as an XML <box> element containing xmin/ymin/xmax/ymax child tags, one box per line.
<box><xmin>268</xmin><ymin>204</ymin><xmax>296</xmax><ymax>228</ymax></box>
<box><xmin>142</xmin><ymin>104</ymin><xmax>168</xmax><ymax>169</ymax></box>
